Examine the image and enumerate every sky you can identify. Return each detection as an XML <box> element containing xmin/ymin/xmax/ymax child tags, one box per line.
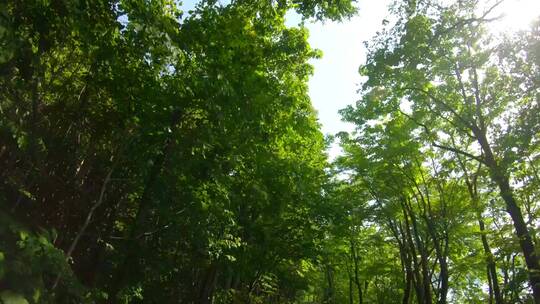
<box><xmin>300</xmin><ymin>0</ymin><xmax>540</xmax><ymax>159</ymax></box>
<box><xmin>490</xmin><ymin>0</ymin><xmax>540</xmax><ymax>32</ymax></box>
<box><xmin>296</xmin><ymin>0</ymin><xmax>392</xmax><ymax>158</ymax></box>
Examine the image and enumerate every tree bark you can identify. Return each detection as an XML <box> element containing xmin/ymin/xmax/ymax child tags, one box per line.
<box><xmin>406</xmin><ymin>198</ymin><xmax>432</xmax><ymax>304</ymax></box>
<box><xmin>350</xmin><ymin>239</ymin><xmax>363</xmax><ymax>304</ymax></box>
<box><xmin>390</xmin><ymin>220</ymin><xmax>413</xmax><ymax>304</ymax></box>
<box><xmin>199</xmin><ymin>265</ymin><xmax>218</xmax><ymax>304</ymax></box>
<box><xmin>409</xmin><ymin>163</ymin><xmax>449</xmax><ymax>304</ymax></box>
<box><xmin>402</xmin><ymin>252</ymin><xmax>413</xmax><ymax>304</ymax></box>
<box><xmin>109</xmin><ymin>109</ymin><xmax>182</xmax><ymax>300</ymax></box>
<box><xmin>324</xmin><ymin>263</ymin><xmax>335</xmax><ymax>303</ymax></box>
<box><xmin>52</xmin><ymin>168</ymin><xmax>112</xmax><ymax>289</ymax></box>
<box><xmin>401</xmin><ymin>198</ymin><xmax>429</xmax><ymax>304</ymax></box>
<box><xmin>478</xmin><ymin>215</ymin><xmax>504</xmax><ymax>304</ymax></box>
<box><xmin>456</xmin><ymin>147</ymin><xmax>504</xmax><ymax>304</ymax></box>
<box><xmin>347</xmin><ymin>262</ymin><xmax>354</xmax><ymax>304</ymax></box>
<box><xmin>476</xmin><ymin>130</ymin><xmax>540</xmax><ymax>302</ymax></box>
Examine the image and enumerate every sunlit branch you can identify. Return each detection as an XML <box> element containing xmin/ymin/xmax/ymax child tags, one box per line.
<box><xmin>428</xmin><ymin>0</ymin><xmax>504</xmax><ymax>46</ymax></box>
<box><xmin>401</xmin><ymin>86</ymin><xmax>474</xmax><ymax>131</ymax></box>
<box><xmin>432</xmin><ymin>143</ymin><xmax>486</xmax><ymax>165</ymax></box>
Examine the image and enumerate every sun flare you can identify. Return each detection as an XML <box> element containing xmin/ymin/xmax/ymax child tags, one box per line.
<box><xmin>493</xmin><ymin>0</ymin><xmax>540</xmax><ymax>32</ymax></box>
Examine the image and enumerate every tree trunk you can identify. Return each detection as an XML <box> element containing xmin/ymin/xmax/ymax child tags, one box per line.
<box><xmin>347</xmin><ymin>263</ymin><xmax>354</xmax><ymax>304</ymax></box>
<box><xmin>406</xmin><ymin>198</ymin><xmax>432</xmax><ymax>304</ymax></box>
<box><xmin>401</xmin><ymin>201</ymin><xmax>425</xmax><ymax>303</ymax></box>
<box><xmin>410</xmin><ymin>164</ymin><xmax>449</xmax><ymax>304</ymax></box>
<box><xmin>350</xmin><ymin>239</ymin><xmax>363</xmax><ymax>304</ymax></box>
<box><xmin>109</xmin><ymin>109</ymin><xmax>183</xmax><ymax>300</ymax></box>
<box><xmin>456</xmin><ymin>148</ymin><xmax>504</xmax><ymax>304</ymax></box>
<box><xmin>391</xmin><ymin>220</ymin><xmax>413</xmax><ymax>304</ymax></box>
<box><xmin>478</xmin><ymin>215</ymin><xmax>504</xmax><ymax>304</ymax></box>
<box><xmin>324</xmin><ymin>263</ymin><xmax>335</xmax><ymax>303</ymax></box>
<box><xmin>476</xmin><ymin>130</ymin><xmax>540</xmax><ymax>302</ymax></box>
<box><xmin>199</xmin><ymin>265</ymin><xmax>218</xmax><ymax>304</ymax></box>
<box><xmin>402</xmin><ymin>254</ymin><xmax>413</xmax><ymax>304</ymax></box>
<box><xmin>424</xmin><ymin>216</ymin><xmax>448</xmax><ymax>304</ymax></box>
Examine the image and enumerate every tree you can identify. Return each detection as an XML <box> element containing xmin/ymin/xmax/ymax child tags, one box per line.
<box><xmin>340</xmin><ymin>0</ymin><xmax>540</xmax><ymax>300</ymax></box>
<box><xmin>0</xmin><ymin>0</ymin><xmax>355</xmax><ymax>302</ymax></box>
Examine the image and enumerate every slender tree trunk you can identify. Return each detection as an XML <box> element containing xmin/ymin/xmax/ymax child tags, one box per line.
<box><xmin>350</xmin><ymin>239</ymin><xmax>364</xmax><ymax>304</ymax></box>
<box><xmin>401</xmin><ymin>200</ymin><xmax>425</xmax><ymax>304</ymax></box>
<box><xmin>487</xmin><ymin>264</ymin><xmax>494</xmax><ymax>304</ymax></box>
<box><xmin>406</xmin><ymin>198</ymin><xmax>432</xmax><ymax>304</ymax></box>
<box><xmin>109</xmin><ymin>109</ymin><xmax>182</xmax><ymax>300</ymax></box>
<box><xmin>409</xmin><ymin>163</ymin><xmax>449</xmax><ymax>304</ymax></box>
<box><xmin>52</xmin><ymin>168</ymin><xmax>113</xmax><ymax>289</ymax></box>
<box><xmin>199</xmin><ymin>265</ymin><xmax>218</xmax><ymax>304</ymax></box>
<box><xmin>503</xmin><ymin>255</ymin><xmax>510</xmax><ymax>300</ymax></box>
<box><xmin>402</xmin><ymin>253</ymin><xmax>413</xmax><ymax>304</ymax></box>
<box><xmin>347</xmin><ymin>263</ymin><xmax>354</xmax><ymax>304</ymax></box>
<box><xmin>478</xmin><ymin>215</ymin><xmax>504</xmax><ymax>304</ymax></box>
<box><xmin>89</xmin><ymin>202</ymin><xmax>121</xmax><ymax>287</ymax></box>
<box><xmin>392</xmin><ymin>221</ymin><xmax>413</xmax><ymax>304</ymax></box>
<box><xmin>324</xmin><ymin>263</ymin><xmax>335</xmax><ymax>303</ymax></box>
<box><xmin>424</xmin><ymin>216</ymin><xmax>448</xmax><ymax>304</ymax></box>
<box><xmin>456</xmin><ymin>149</ymin><xmax>504</xmax><ymax>304</ymax></box>
<box><xmin>476</xmin><ymin>130</ymin><xmax>540</xmax><ymax>302</ymax></box>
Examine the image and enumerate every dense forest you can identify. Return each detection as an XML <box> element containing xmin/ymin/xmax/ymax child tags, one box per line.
<box><xmin>1</xmin><ymin>0</ymin><xmax>539</xmax><ymax>303</ymax></box>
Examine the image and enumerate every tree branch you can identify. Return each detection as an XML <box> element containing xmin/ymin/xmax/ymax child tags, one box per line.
<box><xmin>402</xmin><ymin>86</ymin><xmax>474</xmax><ymax>130</ymax></box>
<box><xmin>52</xmin><ymin>168</ymin><xmax>113</xmax><ymax>289</ymax></box>
<box><xmin>432</xmin><ymin>143</ymin><xmax>486</xmax><ymax>165</ymax></box>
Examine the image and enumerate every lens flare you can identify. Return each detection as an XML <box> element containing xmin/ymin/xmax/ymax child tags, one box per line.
<box><xmin>493</xmin><ymin>0</ymin><xmax>540</xmax><ymax>32</ymax></box>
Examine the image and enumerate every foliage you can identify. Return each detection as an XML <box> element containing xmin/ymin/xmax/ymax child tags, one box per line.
<box><xmin>2</xmin><ymin>0</ymin><xmax>540</xmax><ymax>303</ymax></box>
<box><xmin>0</xmin><ymin>0</ymin><xmax>354</xmax><ymax>302</ymax></box>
